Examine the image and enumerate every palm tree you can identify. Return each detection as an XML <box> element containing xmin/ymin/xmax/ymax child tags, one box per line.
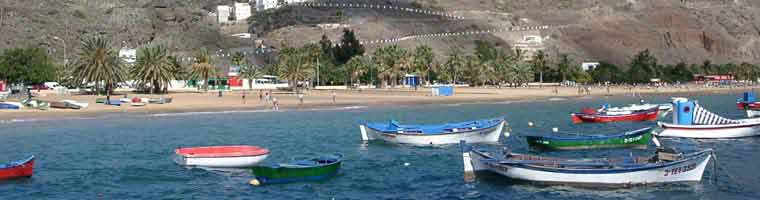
<box><xmin>239</xmin><ymin>65</ymin><xmax>263</xmax><ymax>90</ymax></box>
<box><xmin>71</xmin><ymin>36</ymin><xmax>126</xmax><ymax>101</ymax></box>
<box><xmin>132</xmin><ymin>45</ymin><xmax>175</xmax><ymax>94</ymax></box>
<box><xmin>444</xmin><ymin>48</ymin><xmax>465</xmax><ymax>84</ymax></box>
<box><xmin>531</xmin><ymin>50</ymin><xmax>548</xmax><ymax>84</ymax></box>
<box><xmin>511</xmin><ymin>62</ymin><xmax>534</xmax><ymax>87</ymax></box>
<box><xmin>231</xmin><ymin>52</ymin><xmax>246</xmax><ymax>66</ymax></box>
<box><xmin>372</xmin><ymin>45</ymin><xmax>405</xmax><ymax>88</ymax></box>
<box><xmin>413</xmin><ymin>45</ymin><xmax>434</xmax><ymax>86</ymax></box>
<box><xmin>191</xmin><ymin>49</ymin><xmax>217</xmax><ymax>91</ymax></box>
<box><xmin>344</xmin><ymin>55</ymin><xmax>371</xmax><ymax>88</ymax></box>
<box><xmin>278</xmin><ymin>45</ymin><xmax>314</xmax><ymax>92</ymax></box>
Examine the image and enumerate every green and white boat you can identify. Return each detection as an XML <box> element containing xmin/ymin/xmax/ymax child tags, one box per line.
<box><xmin>249</xmin><ymin>154</ymin><xmax>342</xmax><ymax>186</ymax></box>
<box><xmin>526</xmin><ymin>127</ymin><xmax>654</xmax><ymax>150</ymax></box>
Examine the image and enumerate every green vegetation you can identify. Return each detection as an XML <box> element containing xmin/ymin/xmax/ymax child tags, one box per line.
<box><xmin>132</xmin><ymin>45</ymin><xmax>175</xmax><ymax>94</ymax></box>
<box><xmin>0</xmin><ymin>47</ymin><xmax>57</xmax><ymax>99</ymax></box>
<box><xmin>190</xmin><ymin>48</ymin><xmax>217</xmax><ymax>91</ymax></box>
<box><xmin>70</xmin><ymin>37</ymin><xmax>127</xmax><ymax>100</ymax></box>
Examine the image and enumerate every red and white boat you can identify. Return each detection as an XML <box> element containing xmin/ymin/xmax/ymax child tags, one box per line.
<box><xmin>0</xmin><ymin>156</ymin><xmax>35</xmax><ymax>180</ymax></box>
<box><xmin>571</xmin><ymin>107</ymin><xmax>659</xmax><ymax>123</ymax></box>
<box><xmin>737</xmin><ymin>92</ymin><xmax>760</xmax><ymax>110</ymax></box>
<box><xmin>175</xmin><ymin>146</ymin><xmax>269</xmax><ymax>168</ymax></box>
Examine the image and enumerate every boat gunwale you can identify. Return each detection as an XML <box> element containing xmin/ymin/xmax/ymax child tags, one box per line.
<box><xmin>526</xmin><ymin>127</ymin><xmax>653</xmax><ymax>141</ymax></box>
<box><xmin>175</xmin><ymin>146</ymin><xmax>270</xmax><ymax>158</ymax></box>
<box><xmin>0</xmin><ymin>155</ymin><xmax>34</xmax><ymax>169</ymax></box>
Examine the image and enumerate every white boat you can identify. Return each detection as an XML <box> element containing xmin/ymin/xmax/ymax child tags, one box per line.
<box><xmin>175</xmin><ymin>146</ymin><xmax>269</xmax><ymax>168</ymax></box>
<box><xmin>131</xmin><ymin>102</ymin><xmax>146</xmax><ymax>107</ymax></box>
<box><xmin>62</xmin><ymin>100</ymin><xmax>89</xmax><ymax>109</ymax></box>
<box><xmin>462</xmin><ymin>141</ymin><xmax>715</xmax><ymax>186</ymax></box>
<box><xmin>656</xmin><ymin>98</ymin><xmax>760</xmax><ymax>138</ymax></box>
<box><xmin>747</xmin><ymin>110</ymin><xmax>760</xmax><ymax>118</ymax></box>
<box><xmin>359</xmin><ymin>117</ymin><xmax>507</xmax><ymax>146</ymax></box>
<box><xmin>602</xmin><ymin>103</ymin><xmax>672</xmax><ymax>119</ymax></box>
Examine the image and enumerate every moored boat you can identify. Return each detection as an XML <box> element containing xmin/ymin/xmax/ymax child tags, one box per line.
<box><xmin>359</xmin><ymin>117</ymin><xmax>507</xmax><ymax>145</ymax></box>
<box><xmin>736</xmin><ymin>92</ymin><xmax>760</xmax><ymax>110</ymax></box>
<box><xmin>62</xmin><ymin>100</ymin><xmax>88</xmax><ymax>109</ymax></box>
<box><xmin>657</xmin><ymin>98</ymin><xmax>760</xmax><ymax>138</ymax></box>
<box><xmin>747</xmin><ymin>109</ymin><xmax>760</xmax><ymax>118</ymax></box>
<box><xmin>131</xmin><ymin>97</ymin><xmax>146</xmax><ymax>107</ymax></box>
<box><xmin>105</xmin><ymin>99</ymin><xmax>122</xmax><ymax>106</ymax></box>
<box><xmin>249</xmin><ymin>153</ymin><xmax>342</xmax><ymax>186</ymax></box>
<box><xmin>49</xmin><ymin>101</ymin><xmax>80</xmax><ymax>109</ymax></box>
<box><xmin>148</xmin><ymin>97</ymin><xmax>172</xmax><ymax>104</ymax></box>
<box><xmin>0</xmin><ymin>156</ymin><xmax>35</xmax><ymax>180</ymax></box>
<box><xmin>22</xmin><ymin>99</ymin><xmax>49</xmax><ymax>110</ymax></box>
<box><xmin>175</xmin><ymin>145</ymin><xmax>269</xmax><ymax>168</ymax></box>
<box><xmin>462</xmin><ymin>141</ymin><xmax>715</xmax><ymax>186</ymax></box>
<box><xmin>526</xmin><ymin>127</ymin><xmax>654</xmax><ymax>150</ymax></box>
<box><xmin>602</xmin><ymin>103</ymin><xmax>672</xmax><ymax>119</ymax></box>
<box><xmin>571</xmin><ymin>107</ymin><xmax>659</xmax><ymax>123</ymax></box>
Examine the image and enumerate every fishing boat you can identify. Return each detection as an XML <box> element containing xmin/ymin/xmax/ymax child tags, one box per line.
<box><xmin>657</xmin><ymin>98</ymin><xmax>760</xmax><ymax>138</ymax></box>
<box><xmin>105</xmin><ymin>99</ymin><xmax>122</xmax><ymax>106</ymax></box>
<box><xmin>95</xmin><ymin>98</ymin><xmax>106</xmax><ymax>104</ymax></box>
<box><xmin>601</xmin><ymin>103</ymin><xmax>673</xmax><ymax>119</ymax></box>
<box><xmin>148</xmin><ymin>97</ymin><xmax>172</xmax><ymax>104</ymax></box>
<box><xmin>0</xmin><ymin>156</ymin><xmax>35</xmax><ymax>180</ymax></box>
<box><xmin>50</xmin><ymin>101</ymin><xmax>80</xmax><ymax>109</ymax></box>
<box><xmin>22</xmin><ymin>99</ymin><xmax>49</xmax><ymax>110</ymax></box>
<box><xmin>571</xmin><ymin>107</ymin><xmax>659</xmax><ymax>123</ymax></box>
<box><xmin>359</xmin><ymin>117</ymin><xmax>507</xmax><ymax>145</ymax></box>
<box><xmin>175</xmin><ymin>145</ymin><xmax>270</xmax><ymax>168</ymax></box>
<box><xmin>526</xmin><ymin>127</ymin><xmax>654</xmax><ymax>150</ymax></box>
<box><xmin>249</xmin><ymin>154</ymin><xmax>342</xmax><ymax>186</ymax></box>
<box><xmin>0</xmin><ymin>102</ymin><xmax>22</xmax><ymax>110</ymax></box>
<box><xmin>462</xmin><ymin>142</ymin><xmax>715</xmax><ymax>186</ymax></box>
<box><xmin>736</xmin><ymin>92</ymin><xmax>760</xmax><ymax>110</ymax></box>
<box><xmin>131</xmin><ymin>97</ymin><xmax>146</xmax><ymax>107</ymax></box>
<box><xmin>62</xmin><ymin>100</ymin><xmax>88</xmax><ymax>109</ymax></box>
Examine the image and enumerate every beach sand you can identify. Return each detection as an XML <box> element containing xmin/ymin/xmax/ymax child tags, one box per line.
<box><xmin>0</xmin><ymin>85</ymin><xmax>753</xmax><ymax>121</ymax></box>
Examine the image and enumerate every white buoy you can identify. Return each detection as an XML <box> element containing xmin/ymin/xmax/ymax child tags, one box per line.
<box><xmin>404</xmin><ymin>162</ymin><xmax>410</xmax><ymax>166</ymax></box>
<box><xmin>249</xmin><ymin>179</ymin><xmax>261</xmax><ymax>186</ymax></box>
<box><xmin>528</xmin><ymin>121</ymin><xmax>534</xmax><ymax>127</ymax></box>
<box><xmin>552</xmin><ymin>127</ymin><xmax>559</xmax><ymax>132</ymax></box>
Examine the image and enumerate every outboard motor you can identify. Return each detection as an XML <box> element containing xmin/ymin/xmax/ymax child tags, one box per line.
<box><xmin>672</xmin><ymin>98</ymin><xmax>695</xmax><ymax>125</ymax></box>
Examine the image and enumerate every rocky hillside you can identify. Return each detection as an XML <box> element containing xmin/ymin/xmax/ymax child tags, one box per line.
<box><xmin>1</xmin><ymin>0</ymin><xmax>759</xmax><ymax>66</ymax></box>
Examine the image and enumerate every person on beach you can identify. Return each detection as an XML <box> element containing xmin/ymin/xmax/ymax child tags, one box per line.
<box><xmin>242</xmin><ymin>91</ymin><xmax>247</xmax><ymax>104</ymax></box>
<box><xmin>272</xmin><ymin>97</ymin><xmax>279</xmax><ymax>111</ymax></box>
<box><xmin>298</xmin><ymin>93</ymin><xmax>304</xmax><ymax>105</ymax></box>
<box><xmin>258</xmin><ymin>90</ymin><xmax>263</xmax><ymax>102</ymax></box>
<box><xmin>331</xmin><ymin>90</ymin><xmax>336</xmax><ymax>104</ymax></box>
<box><xmin>265</xmin><ymin>91</ymin><xmax>270</xmax><ymax>102</ymax></box>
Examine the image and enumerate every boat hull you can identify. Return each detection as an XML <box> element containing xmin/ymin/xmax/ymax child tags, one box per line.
<box><xmin>747</xmin><ymin>110</ymin><xmax>760</xmax><ymax>118</ymax></box>
<box><xmin>465</xmin><ymin>150</ymin><xmax>712</xmax><ymax>186</ymax></box>
<box><xmin>0</xmin><ymin>156</ymin><xmax>35</xmax><ymax>180</ymax></box>
<box><xmin>177</xmin><ymin>154</ymin><xmax>269</xmax><ymax>168</ymax></box>
<box><xmin>737</xmin><ymin>102</ymin><xmax>760</xmax><ymax>110</ymax></box>
<box><xmin>251</xmin><ymin>161</ymin><xmax>341</xmax><ymax>185</ymax></box>
<box><xmin>360</xmin><ymin>121</ymin><xmax>505</xmax><ymax>145</ymax></box>
<box><xmin>571</xmin><ymin>110</ymin><xmax>658</xmax><ymax>123</ymax></box>
<box><xmin>526</xmin><ymin>129</ymin><xmax>652</xmax><ymax>150</ymax></box>
<box><xmin>657</xmin><ymin>121</ymin><xmax>760</xmax><ymax>138</ymax></box>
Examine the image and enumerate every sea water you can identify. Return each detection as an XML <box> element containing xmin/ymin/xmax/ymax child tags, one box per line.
<box><xmin>0</xmin><ymin>92</ymin><xmax>757</xmax><ymax>199</ymax></box>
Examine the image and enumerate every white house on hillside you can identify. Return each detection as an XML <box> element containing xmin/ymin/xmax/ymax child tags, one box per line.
<box><xmin>233</xmin><ymin>3</ymin><xmax>252</xmax><ymax>21</ymax></box>
<box><xmin>254</xmin><ymin>0</ymin><xmax>309</xmax><ymax>11</ymax></box>
<box><xmin>582</xmin><ymin>62</ymin><xmax>600</xmax><ymax>71</ymax></box>
<box><xmin>217</xmin><ymin>5</ymin><xmax>232</xmax><ymax>23</ymax></box>
<box><xmin>119</xmin><ymin>48</ymin><xmax>137</xmax><ymax>64</ymax></box>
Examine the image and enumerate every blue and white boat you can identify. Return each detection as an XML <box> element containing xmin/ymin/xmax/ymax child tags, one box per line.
<box><xmin>0</xmin><ymin>102</ymin><xmax>22</xmax><ymax>110</ymax></box>
<box><xmin>359</xmin><ymin>117</ymin><xmax>507</xmax><ymax>145</ymax></box>
<box><xmin>657</xmin><ymin>98</ymin><xmax>760</xmax><ymax>138</ymax></box>
<box><xmin>461</xmin><ymin>141</ymin><xmax>715</xmax><ymax>186</ymax></box>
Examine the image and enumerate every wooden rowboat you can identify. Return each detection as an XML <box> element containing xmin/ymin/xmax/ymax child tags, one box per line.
<box><xmin>0</xmin><ymin>156</ymin><xmax>35</xmax><ymax>180</ymax></box>
<box><xmin>359</xmin><ymin>117</ymin><xmax>507</xmax><ymax>146</ymax></box>
<box><xmin>526</xmin><ymin>127</ymin><xmax>654</xmax><ymax>150</ymax></box>
<box><xmin>571</xmin><ymin>108</ymin><xmax>658</xmax><ymax>123</ymax></box>
<box><xmin>462</xmin><ymin>141</ymin><xmax>715</xmax><ymax>186</ymax></box>
<box><xmin>175</xmin><ymin>145</ymin><xmax>269</xmax><ymax>168</ymax></box>
<box><xmin>249</xmin><ymin>154</ymin><xmax>342</xmax><ymax>186</ymax></box>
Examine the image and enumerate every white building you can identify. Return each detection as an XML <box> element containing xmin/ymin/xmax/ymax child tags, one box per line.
<box><xmin>254</xmin><ymin>0</ymin><xmax>308</xmax><ymax>11</ymax></box>
<box><xmin>233</xmin><ymin>3</ymin><xmax>252</xmax><ymax>21</ymax></box>
<box><xmin>581</xmin><ymin>62</ymin><xmax>600</xmax><ymax>71</ymax></box>
<box><xmin>217</xmin><ymin>5</ymin><xmax>232</xmax><ymax>24</ymax></box>
<box><xmin>118</xmin><ymin>48</ymin><xmax>137</xmax><ymax>64</ymax></box>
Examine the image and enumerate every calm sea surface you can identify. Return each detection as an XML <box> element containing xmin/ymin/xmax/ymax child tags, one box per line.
<box><xmin>1</xmin><ymin>92</ymin><xmax>758</xmax><ymax>199</ymax></box>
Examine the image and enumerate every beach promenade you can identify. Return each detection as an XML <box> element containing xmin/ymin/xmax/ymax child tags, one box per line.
<box><xmin>0</xmin><ymin>85</ymin><xmax>754</xmax><ymax>121</ymax></box>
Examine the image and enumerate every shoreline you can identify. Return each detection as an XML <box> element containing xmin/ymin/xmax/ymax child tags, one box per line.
<box><xmin>0</xmin><ymin>86</ymin><xmax>754</xmax><ymax>122</ymax></box>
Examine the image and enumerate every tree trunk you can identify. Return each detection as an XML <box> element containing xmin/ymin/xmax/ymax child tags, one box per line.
<box><xmin>248</xmin><ymin>79</ymin><xmax>253</xmax><ymax>91</ymax></box>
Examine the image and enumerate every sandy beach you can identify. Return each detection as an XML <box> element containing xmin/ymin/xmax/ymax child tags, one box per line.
<box><xmin>0</xmin><ymin>85</ymin><xmax>754</xmax><ymax>121</ymax></box>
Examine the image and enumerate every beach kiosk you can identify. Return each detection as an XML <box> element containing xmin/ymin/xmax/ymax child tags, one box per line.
<box><xmin>404</xmin><ymin>74</ymin><xmax>420</xmax><ymax>88</ymax></box>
